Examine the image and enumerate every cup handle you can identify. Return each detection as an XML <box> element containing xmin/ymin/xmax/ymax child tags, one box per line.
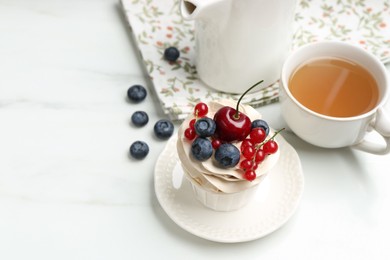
<box><xmin>353</xmin><ymin>107</ymin><xmax>390</xmax><ymax>155</ymax></box>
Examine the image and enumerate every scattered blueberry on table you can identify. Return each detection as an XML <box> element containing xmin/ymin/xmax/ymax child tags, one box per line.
<box><xmin>126</xmin><ymin>84</ymin><xmax>175</xmax><ymax>160</ymax></box>
<box><xmin>127</xmin><ymin>84</ymin><xmax>147</xmax><ymax>102</ymax></box>
<box><xmin>154</xmin><ymin>119</ymin><xmax>174</xmax><ymax>140</ymax></box>
<box><xmin>131</xmin><ymin>111</ymin><xmax>149</xmax><ymax>127</ymax></box>
<box><xmin>130</xmin><ymin>141</ymin><xmax>149</xmax><ymax>160</ymax></box>
<box><xmin>163</xmin><ymin>46</ymin><xmax>180</xmax><ymax>62</ymax></box>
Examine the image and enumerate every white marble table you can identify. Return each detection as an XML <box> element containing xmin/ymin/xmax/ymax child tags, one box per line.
<box><xmin>1</xmin><ymin>1</ymin><xmax>390</xmax><ymax>259</ymax></box>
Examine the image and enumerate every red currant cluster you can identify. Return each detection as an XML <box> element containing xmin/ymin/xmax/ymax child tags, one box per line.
<box><xmin>239</xmin><ymin>129</ymin><xmax>281</xmax><ymax>181</ymax></box>
<box><xmin>184</xmin><ymin>102</ymin><xmax>222</xmax><ymax>149</ymax></box>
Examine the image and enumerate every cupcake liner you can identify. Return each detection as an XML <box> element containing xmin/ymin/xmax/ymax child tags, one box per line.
<box><xmin>182</xmin><ymin>166</ymin><xmax>266</xmax><ymax>212</ymax></box>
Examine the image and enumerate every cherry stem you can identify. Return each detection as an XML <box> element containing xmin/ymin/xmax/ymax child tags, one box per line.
<box><xmin>234</xmin><ymin>80</ymin><xmax>264</xmax><ymax>120</ymax></box>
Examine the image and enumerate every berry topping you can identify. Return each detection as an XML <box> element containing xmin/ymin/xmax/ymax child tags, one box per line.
<box><xmin>213</xmin><ymin>106</ymin><xmax>252</xmax><ymax>142</ymax></box>
<box><xmin>240</xmin><ymin>139</ymin><xmax>254</xmax><ymax>152</ymax></box>
<box><xmin>131</xmin><ymin>111</ymin><xmax>149</xmax><ymax>127</ymax></box>
<box><xmin>194</xmin><ymin>102</ymin><xmax>208</xmax><ymax>117</ymax></box>
<box><xmin>164</xmin><ymin>46</ymin><xmax>180</xmax><ymax>62</ymax></box>
<box><xmin>189</xmin><ymin>118</ymin><xmax>196</xmax><ymax>129</ymax></box>
<box><xmin>242</xmin><ymin>145</ymin><xmax>256</xmax><ymax>159</ymax></box>
<box><xmin>211</xmin><ymin>139</ymin><xmax>221</xmax><ymax>149</ymax></box>
<box><xmin>249</xmin><ymin>128</ymin><xmax>266</xmax><ymax>144</ymax></box>
<box><xmin>184</xmin><ymin>127</ymin><xmax>196</xmax><ymax>141</ymax></box>
<box><xmin>254</xmin><ymin>149</ymin><xmax>266</xmax><ymax>163</ymax></box>
<box><xmin>130</xmin><ymin>141</ymin><xmax>149</xmax><ymax>160</ymax></box>
<box><xmin>263</xmin><ymin>140</ymin><xmax>279</xmax><ymax>154</ymax></box>
<box><xmin>237</xmin><ymin>128</ymin><xmax>284</xmax><ymax>181</ymax></box>
<box><xmin>154</xmin><ymin>119</ymin><xmax>174</xmax><ymax>140</ymax></box>
<box><xmin>127</xmin><ymin>84</ymin><xmax>147</xmax><ymax>102</ymax></box>
<box><xmin>214</xmin><ymin>143</ymin><xmax>240</xmax><ymax>168</ymax></box>
<box><xmin>240</xmin><ymin>159</ymin><xmax>254</xmax><ymax>170</ymax></box>
<box><xmin>261</xmin><ymin>128</ymin><xmax>284</xmax><ymax>154</ymax></box>
<box><xmin>251</xmin><ymin>119</ymin><xmax>270</xmax><ymax>136</ymax></box>
<box><xmin>191</xmin><ymin>137</ymin><xmax>213</xmax><ymax>161</ymax></box>
<box><xmin>213</xmin><ymin>80</ymin><xmax>263</xmax><ymax>142</ymax></box>
<box><xmin>194</xmin><ymin>117</ymin><xmax>216</xmax><ymax>137</ymax></box>
<box><xmin>181</xmin><ymin>82</ymin><xmax>283</xmax><ymax>182</ymax></box>
<box><xmin>243</xmin><ymin>170</ymin><xmax>257</xmax><ymax>181</ymax></box>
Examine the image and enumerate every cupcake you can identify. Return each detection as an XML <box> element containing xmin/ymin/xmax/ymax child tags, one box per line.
<box><xmin>177</xmin><ymin>99</ymin><xmax>281</xmax><ymax>211</ymax></box>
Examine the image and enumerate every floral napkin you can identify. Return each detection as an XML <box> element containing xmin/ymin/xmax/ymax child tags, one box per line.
<box><xmin>120</xmin><ymin>0</ymin><xmax>390</xmax><ymax>120</ymax></box>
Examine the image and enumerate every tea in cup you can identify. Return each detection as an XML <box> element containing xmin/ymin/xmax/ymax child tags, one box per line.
<box><xmin>280</xmin><ymin>41</ymin><xmax>390</xmax><ymax>155</ymax></box>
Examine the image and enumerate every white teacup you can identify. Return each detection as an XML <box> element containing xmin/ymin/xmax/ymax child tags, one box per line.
<box><xmin>280</xmin><ymin>41</ymin><xmax>390</xmax><ymax>155</ymax></box>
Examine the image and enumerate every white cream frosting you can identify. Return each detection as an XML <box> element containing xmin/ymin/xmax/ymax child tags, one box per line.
<box><xmin>177</xmin><ymin>99</ymin><xmax>280</xmax><ymax>194</ymax></box>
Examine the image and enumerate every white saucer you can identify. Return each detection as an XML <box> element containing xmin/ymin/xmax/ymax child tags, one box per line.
<box><xmin>154</xmin><ymin>135</ymin><xmax>304</xmax><ymax>243</ymax></box>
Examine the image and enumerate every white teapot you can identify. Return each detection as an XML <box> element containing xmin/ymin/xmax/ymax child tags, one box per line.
<box><xmin>181</xmin><ymin>0</ymin><xmax>297</xmax><ymax>94</ymax></box>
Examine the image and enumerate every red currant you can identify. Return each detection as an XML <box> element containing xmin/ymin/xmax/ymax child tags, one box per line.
<box><xmin>250</xmin><ymin>128</ymin><xmax>266</xmax><ymax>144</ymax></box>
<box><xmin>263</xmin><ymin>140</ymin><xmax>278</xmax><ymax>154</ymax></box>
<box><xmin>240</xmin><ymin>139</ymin><xmax>254</xmax><ymax>152</ymax></box>
<box><xmin>255</xmin><ymin>149</ymin><xmax>266</xmax><ymax>162</ymax></box>
<box><xmin>242</xmin><ymin>145</ymin><xmax>255</xmax><ymax>159</ymax></box>
<box><xmin>189</xmin><ymin>118</ymin><xmax>196</xmax><ymax>129</ymax></box>
<box><xmin>194</xmin><ymin>102</ymin><xmax>208</xmax><ymax>117</ymax></box>
<box><xmin>252</xmin><ymin>162</ymin><xmax>259</xmax><ymax>170</ymax></box>
<box><xmin>243</xmin><ymin>170</ymin><xmax>256</xmax><ymax>181</ymax></box>
<box><xmin>184</xmin><ymin>127</ymin><xmax>196</xmax><ymax>140</ymax></box>
<box><xmin>240</xmin><ymin>159</ymin><xmax>253</xmax><ymax>170</ymax></box>
<box><xmin>211</xmin><ymin>139</ymin><xmax>221</xmax><ymax>149</ymax></box>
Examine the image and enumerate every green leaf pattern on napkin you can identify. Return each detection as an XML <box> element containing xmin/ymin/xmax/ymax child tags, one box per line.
<box><xmin>294</xmin><ymin>0</ymin><xmax>390</xmax><ymax>61</ymax></box>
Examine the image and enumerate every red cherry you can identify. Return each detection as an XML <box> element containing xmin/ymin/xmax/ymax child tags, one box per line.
<box><xmin>263</xmin><ymin>140</ymin><xmax>278</xmax><ymax>154</ymax></box>
<box><xmin>213</xmin><ymin>80</ymin><xmax>264</xmax><ymax>142</ymax></box>
<box><xmin>194</xmin><ymin>103</ymin><xmax>208</xmax><ymax>117</ymax></box>
<box><xmin>213</xmin><ymin>106</ymin><xmax>251</xmax><ymax>142</ymax></box>
<box><xmin>243</xmin><ymin>170</ymin><xmax>256</xmax><ymax>181</ymax></box>
<box><xmin>250</xmin><ymin>128</ymin><xmax>266</xmax><ymax>144</ymax></box>
<box><xmin>255</xmin><ymin>149</ymin><xmax>266</xmax><ymax>162</ymax></box>
<box><xmin>211</xmin><ymin>139</ymin><xmax>221</xmax><ymax>149</ymax></box>
<box><xmin>184</xmin><ymin>127</ymin><xmax>196</xmax><ymax>140</ymax></box>
<box><xmin>240</xmin><ymin>159</ymin><xmax>254</xmax><ymax>170</ymax></box>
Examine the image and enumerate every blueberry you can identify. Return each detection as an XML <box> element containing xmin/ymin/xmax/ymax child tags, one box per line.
<box><xmin>127</xmin><ymin>84</ymin><xmax>147</xmax><ymax>102</ymax></box>
<box><xmin>131</xmin><ymin>111</ymin><xmax>149</xmax><ymax>127</ymax></box>
<box><xmin>251</xmin><ymin>119</ymin><xmax>270</xmax><ymax>136</ymax></box>
<box><xmin>130</xmin><ymin>141</ymin><xmax>149</xmax><ymax>160</ymax></box>
<box><xmin>214</xmin><ymin>143</ymin><xmax>240</xmax><ymax>168</ymax></box>
<box><xmin>194</xmin><ymin>117</ymin><xmax>216</xmax><ymax>137</ymax></box>
<box><xmin>154</xmin><ymin>119</ymin><xmax>174</xmax><ymax>139</ymax></box>
<box><xmin>191</xmin><ymin>137</ymin><xmax>213</xmax><ymax>161</ymax></box>
<box><xmin>164</xmin><ymin>47</ymin><xmax>180</xmax><ymax>62</ymax></box>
